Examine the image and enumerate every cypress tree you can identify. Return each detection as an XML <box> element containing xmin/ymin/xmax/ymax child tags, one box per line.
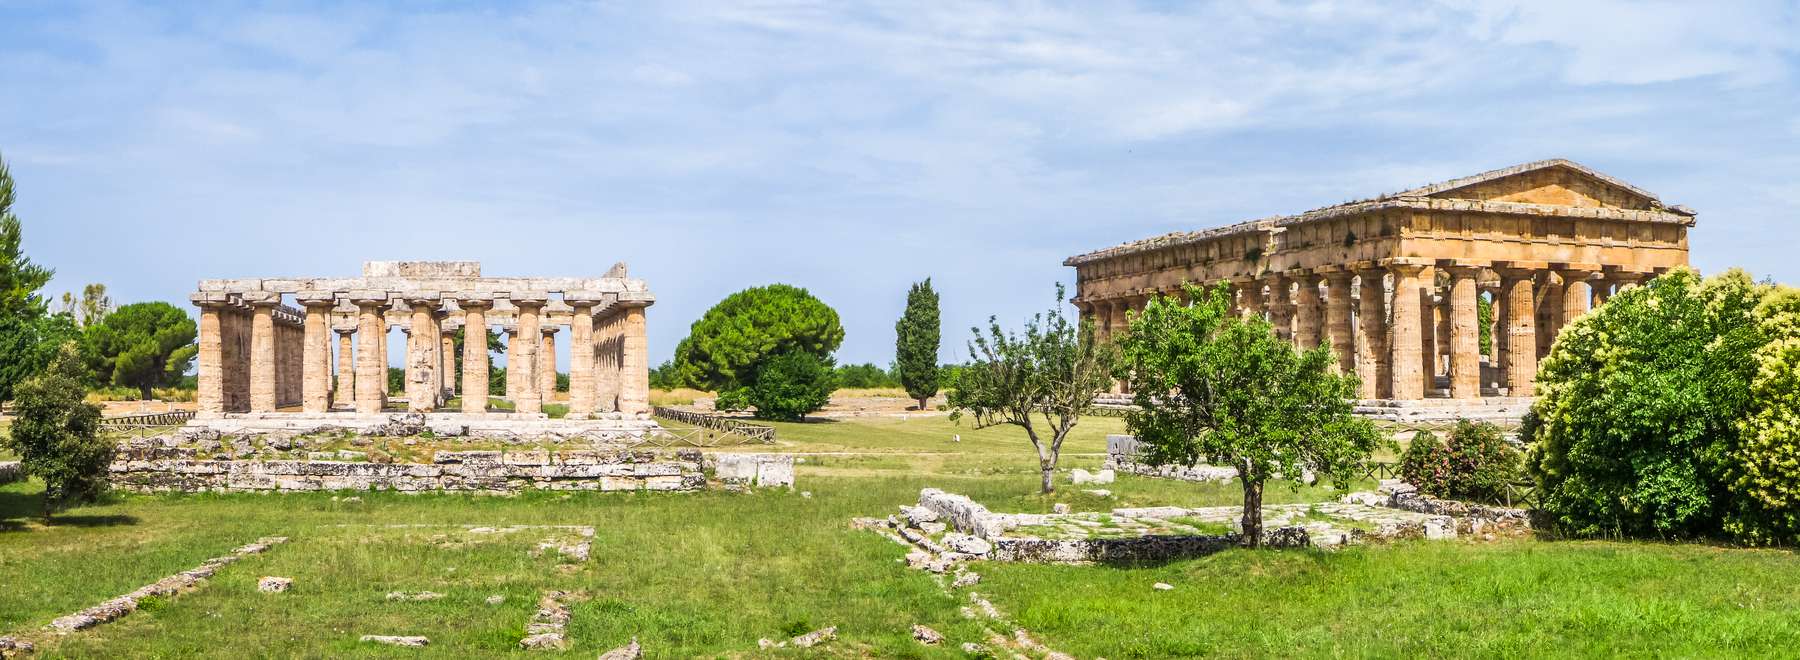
<box><xmin>895</xmin><ymin>278</ymin><xmax>941</xmax><ymax>410</ymax></box>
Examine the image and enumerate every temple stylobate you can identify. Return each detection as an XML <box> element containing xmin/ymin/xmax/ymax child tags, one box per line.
<box><xmin>1065</xmin><ymin>159</ymin><xmax>1694</xmax><ymax>403</ymax></box>
<box><xmin>189</xmin><ymin>261</ymin><xmax>654</xmax><ymax>429</ymax></box>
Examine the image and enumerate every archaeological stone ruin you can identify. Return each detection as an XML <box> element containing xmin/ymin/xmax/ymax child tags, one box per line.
<box><xmin>1066</xmin><ymin>159</ymin><xmax>1692</xmax><ymax>413</ymax></box>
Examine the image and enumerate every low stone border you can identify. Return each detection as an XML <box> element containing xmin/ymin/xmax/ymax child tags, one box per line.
<box><xmin>706</xmin><ymin>454</ymin><xmax>795</xmax><ymax>489</ymax></box>
<box><xmin>181</xmin><ymin>412</ymin><xmax>657</xmax><ymax>442</ymax></box>
<box><xmin>16</xmin><ymin>535</ymin><xmax>288</xmax><ymax>650</ymax></box>
<box><xmin>109</xmin><ymin>449</ymin><xmax>707</xmax><ymax>494</ymax></box>
<box><xmin>520</xmin><ymin>591</ymin><xmax>574</xmax><ymax>650</ymax></box>
<box><xmin>1345</xmin><ymin>480</ymin><xmax>1532</xmax><ymax>537</ymax></box>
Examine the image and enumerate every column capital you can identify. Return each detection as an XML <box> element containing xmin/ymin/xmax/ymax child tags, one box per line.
<box><xmin>402</xmin><ymin>292</ymin><xmax>442</xmax><ymax>307</ymax></box>
<box><xmin>1442</xmin><ymin>264</ymin><xmax>1483</xmax><ymax>277</ymax></box>
<box><xmin>242</xmin><ymin>291</ymin><xmax>281</xmax><ymax>307</ymax></box>
<box><xmin>350</xmin><ymin>291</ymin><xmax>391</xmax><ymax>307</ymax></box>
<box><xmin>1552</xmin><ymin>262</ymin><xmax>1603</xmax><ymax>278</ymax></box>
<box><xmin>191</xmin><ymin>292</ymin><xmax>234</xmax><ymax>308</ymax></box>
<box><xmin>506</xmin><ymin>291</ymin><xmax>550</xmax><ymax>306</ymax></box>
<box><xmin>1383</xmin><ymin>258</ymin><xmax>1429</xmax><ymax>277</ymax></box>
<box><xmin>541</xmin><ymin>327</ymin><xmax>558</xmax><ymax>338</ymax></box>
<box><xmin>455</xmin><ymin>296</ymin><xmax>494</xmax><ymax>310</ymax></box>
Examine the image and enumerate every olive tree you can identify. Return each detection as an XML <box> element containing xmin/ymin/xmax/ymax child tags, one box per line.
<box><xmin>948</xmin><ymin>285</ymin><xmax>1117</xmax><ymax>494</ymax></box>
<box><xmin>6</xmin><ymin>343</ymin><xmax>112</xmax><ymax>520</ymax></box>
<box><xmin>1118</xmin><ymin>283</ymin><xmax>1383</xmax><ymax>547</ymax></box>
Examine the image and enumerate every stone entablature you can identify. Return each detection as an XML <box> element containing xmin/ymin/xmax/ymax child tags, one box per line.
<box><xmin>1064</xmin><ymin>159</ymin><xmax>1694</xmax><ymax>401</ymax></box>
<box><xmin>189</xmin><ymin>261</ymin><xmax>655</xmax><ymax>424</ymax></box>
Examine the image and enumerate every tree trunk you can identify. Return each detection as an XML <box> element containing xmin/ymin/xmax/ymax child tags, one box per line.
<box><xmin>1041</xmin><ymin>462</ymin><xmax>1056</xmax><ymax>494</ymax></box>
<box><xmin>917</xmin><ymin>397</ymin><xmax>928</xmax><ymax>411</ymax></box>
<box><xmin>139</xmin><ymin>383</ymin><xmax>154</xmax><ymax>401</ymax></box>
<box><xmin>1239</xmin><ymin>477</ymin><xmax>1263</xmax><ymax>548</ymax></box>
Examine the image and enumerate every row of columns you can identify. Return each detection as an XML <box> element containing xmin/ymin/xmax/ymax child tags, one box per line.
<box><xmin>1082</xmin><ymin>261</ymin><xmax>1653</xmax><ymax>400</ymax></box>
<box><xmin>196</xmin><ymin>294</ymin><xmax>652</xmax><ymax>418</ymax></box>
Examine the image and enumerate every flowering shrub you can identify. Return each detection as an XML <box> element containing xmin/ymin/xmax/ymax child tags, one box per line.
<box><xmin>1400</xmin><ymin>421</ymin><xmax>1520</xmax><ymax>502</ymax></box>
<box><xmin>1726</xmin><ymin>289</ymin><xmax>1800</xmax><ymax>545</ymax></box>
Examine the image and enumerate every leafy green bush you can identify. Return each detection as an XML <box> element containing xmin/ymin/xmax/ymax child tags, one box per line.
<box><xmin>1726</xmin><ymin>289</ymin><xmax>1800</xmax><ymax>545</ymax></box>
<box><xmin>5</xmin><ymin>343</ymin><xmax>112</xmax><ymax>520</ymax></box>
<box><xmin>727</xmin><ymin>351</ymin><xmax>835</xmax><ymax>421</ymax></box>
<box><xmin>1528</xmin><ymin>268</ymin><xmax>1769</xmax><ymax>539</ymax></box>
<box><xmin>834</xmin><ymin>362</ymin><xmax>897</xmax><ymax>388</ymax></box>
<box><xmin>1399</xmin><ymin>430</ymin><xmax>1451</xmax><ymax>496</ymax></box>
<box><xmin>670</xmin><ymin>284</ymin><xmax>843</xmax><ymax>392</ymax></box>
<box><xmin>1442</xmin><ymin>420</ymin><xmax>1520</xmax><ymax>502</ymax></box>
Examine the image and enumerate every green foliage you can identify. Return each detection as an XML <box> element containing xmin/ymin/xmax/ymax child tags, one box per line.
<box><xmin>1528</xmin><ymin>268</ymin><xmax>1768</xmax><ymax>539</ymax></box>
<box><xmin>648</xmin><ymin>360</ymin><xmax>683</xmax><ymax>390</ymax></box>
<box><xmin>0</xmin><ymin>311</ymin><xmax>78</xmax><ymax>403</ymax></box>
<box><xmin>1477</xmin><ymin>295</ymin><xmax>1493</xmax><ymax>356</ymax></box>
<box><xmin>731</xmin><ymin>350</ymin><xmax>836</xmax><ymax>421</ymax></box>
<box><xmin>834</xmin><ymin>362</ymin><xmax>898</xmax><ymax>388</ymax></box>
<box><xmin>1726</xmin><ymin>288</ymin><xmax>1800</xmax><ymax>545</ymax></box>
<box><xmin>4</xmin><ymin>343</ymin><xmax>111</xmax><ymax>519</ymax></box>
<box><xmin>671</xmin><ymin>284</ymin><xmax>844</xmax><ymax>393</ymax></box>
<box><xmin>1398</xmin><ymin>430</ymin><xmax>1451</xmax><ymax>497</ymax></box>
<box><xmin>0</xmin><ymin>152</ymin><xmax>54</xmax><ymax>320</ymax></box>
<box><xmin>895</xmin><ymin>278</ymin><xmax>942</xmax><ymax>407</ymax></box>
<box><xmin>1119</xmin><ymin>282</ymin><xmax>1384</xmax><ymax>546</ymax></box>
<box><xmin>387</xmin><ymin>367</ymin><xmax>405</xmax><ymax>396</ymax></box>
<box><xmin>59</xmin><ymin>283</ymin><xmax>111</xmax><ymax>328</ymax></box>
<box><xmin>948</xmin><ymin>284</ymin><xmax>1118</xmax><ymax>494</ymax></box>
<box><xmin>80</xmin><ymin>301</ymin><xmax>197</xmax><ymax>399</ymax></box>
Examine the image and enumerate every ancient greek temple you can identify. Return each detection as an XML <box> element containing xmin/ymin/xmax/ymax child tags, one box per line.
<box><xmin>1065</xmin><ymin>159</ymin><xmax>1693</xmax><ymax>403</ymax></box>
<box><xmin>187</xmin><ymin>261</ymin><xmax>654</xmax><ymax>432</ymax></box>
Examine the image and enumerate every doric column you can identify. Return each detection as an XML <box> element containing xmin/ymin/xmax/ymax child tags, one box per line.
<box><xmin>192</xmin><ymin>296</ymin><xmax>227</xmax><ymax>415</ymax></box>
<box><xmin>539</xmin><ymin>327</ymin><xmax>558</xmax><ymax>403</ymax></box>
<box><xmin>1265</xmin><ymin>273</ymin><xmax>1292</xmax><ymax>342</ymax></box>
<box><xmin>1293</xmin><ymin>271</ymin><xmax>1323</xmax><ymax>349</ymax></box>
<box><xmin>1387</xmin><ymin>261</ymin><xmax>1428</xmax><ymax>400</ymax></box>
<box><xmin>1322</xmin><ymin>270</ymin><xmax>1355</xmax><ymax>373</ymax></box>
<box><xmin>566</xmin><ymin>301</ymin><xmax>598</xmax><ymax>418</ymax></box>
<box><xmin>334</xmin><ymin>328</ymin><xmax>355</xmax><ymax>410</ymax></box>
<box><xmin>1446</xmin><ymin>265</ymin><xmax>1482</xmax><ymax>400</ymax></box>
<box><xmin>513</xmin><ymin>296</ymin><xmax>546</xmax><ymax>414</ymax></box>
<box><xmin>1497</xmin><ymin>263</ymin><xmax>1541</xmax><ymax>397</ymax></box>
<box><xmin>353</xmin><ymin>295</ymin><xmax>388</xmax><ymax>414</ymax></box>
<box><xmin>247</xmin><ymin>294</ymin><xmax>279</xmax><ymax>412</ymax></box>
<box><xmin>1536</xmin><ymin>271</ymin><xmax>1563</xmax><ymax>359</ymax></box>
<box><xmin>440</xmin><ymin>330</ymin><xmax>456</xmax><ymax>399</ymax></box>
<box><xmin>1236</xmin><ymin>278</ymin><xmax>1265</xmax><ymax>320</ymax></box>
<box><xmin>1425</xmin><ymin>283</ymin><xmax>1444</xmax><ymax>390</ymax></box>
<box><xmin>1560</xmin><ymin>266</ymin><xmax>1598</xmax><ymax>331</ymax></box>
<box><xmin>405</xmin><ymin>295</ymin><xmax>441</xmax><ymax>412</ymax></box>
<box><xmin>595</xmin><ymin>312</ymin><xmax>620</xmax><ymax>413</ymax></box>
<box><xmin>459</xmin><ymin>298</ymin><xmax>491</xmax><ymax>414</ymax></box>
<box><xmin>1108</xmin><ymin>299</ymin><xmax>1129</xmax><ymax>339</ymax></box>
<box><xmin>1355</xmin><ymin>267</ymin><xmax>1390</xmax><ymax>399</ymax></box>
<box><xmin>299</xmin><ymin>296</ymin><xmax>334</xmax><ymax>413</ymax></box>
<box><xmin>617</xmin><ymin>302</ymin><xmax>651</xmax><ymax>415</ymax></box>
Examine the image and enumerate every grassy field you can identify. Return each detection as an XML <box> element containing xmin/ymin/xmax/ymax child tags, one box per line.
<box><xmin>1</xmin><ymin>414</ymin><xmax>1796</xmax><ymax>657</ymax></box>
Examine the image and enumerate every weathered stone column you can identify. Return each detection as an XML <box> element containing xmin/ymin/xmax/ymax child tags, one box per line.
<box><xmin>247</xmin><ymin>294</ymin><xmax>279</xmax><ymax>412</ymax></box>
<box><xmin>1424</xmin><ymin>284</ymin><xmax>1444</xmax><ymax>390</ymax></box>
<box><xmin>513</xmin><ymin>296</ymin><xmax>546</xmax><ymax>414</ymax></box>
<box><xmin>1497</xmin><ymin>264</ymin><xmax>1540</xmax><ymax>397</ymax></box>
<box><xmin>404</xmin><ymin>295</ymin><xmax>442</xmax><ymax>412</ymax></box>
<box><xmin>1322</xmin><ymin>270</ymin><xmax>1354</xmax><ymax>373</ymax></box>
<box><xmin>1536</xmin><ymin>271</ymin><xmax>1563</xmax><ymax>360</ymax></box>
<box><xmin>617</xmin><ymin>302</ymin><xmax>651</xmax><ymax>415</ymax></box>
<box><xmin>334</xmin><ymin>328</ymin><xmax>355</xmax><ymax>409</ymax></box>
<box><xmin>1236</xmin><ymin>279</ymin><xmax>1264</xmax><ymax>320</ymax></box>
<box><xmin>595</xmin><ymin>312</ymin><xmax>620</xmax><ymax>413</ymax></box>
<box><xmin>440</xmin><ymin>330</ymin><xmax>456</xmax><ymax>400</ymax></box>
<box><xmin>299</xmin><ymin>296</ymin><xmax>334</xmax><ymax>413</ymax></box>
<box><xmin>1293</xmin><ymin>271</ymin><xmax>1323</xmax><ymax>349</ymax></box>
<box><xmin>353</xmin><ymin>296</ymin><xmax>388</xmax><ymax>414</ymax></box>
<box><xmin>1265</xmin><ymin>273</ymin><xmax>1292</xmax><ymax>342</ymax></box>
<box><xmin>566</xmin><ymin>301</ymin><xmax>597</xmax><ymax>418</ymax></box>
<box><xmin>192</xmin><ymin>296</ymin><xmax>227</xmax><ymax>415</ymax></box>
<box><xmin>1387</xmin><ymin>262</ymin><xmax>1428</xmax><ymax>400</ymax></box>
<box><xmin>1560</xmin><ymin>266</ymin><xmax>1597</xmax><ymax>331</ymax></box>
<box><xmin>459</xmin><ymin>298</ymin><xmax>491</xmax><ymax>414</ymax></box>
<box><xmin>539</xmin><ymin>328</ymin><xmax>558</xmax><ymax>403</ymax></box>
<box><xmin>1355</xmin><ymin>268</ymin><xmax>1390</xmax><ymax>399</ymax></box>
<box><xmin>1446</xmin><ymin>265</ymin><xmax>1482</xmax><ymax>400</ymax></box>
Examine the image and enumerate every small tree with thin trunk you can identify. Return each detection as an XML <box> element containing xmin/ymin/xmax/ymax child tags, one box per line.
<box><xmin>1119</xmin><ymin>283</ymin><xmax>1384</xmax><ymax>547</ymax></box>
<box><xmin>895</xmin><ymin>278</ymin><xmax>941</xmax><ymax>410</ymax></box>
<box><xmin>949</xmin><ymin>284</ymin><xmax>1117</xmax><ymax>494</ymax></box>
<box><xmin>6</xmin><ymin>342</ymin><xmax>112</xmax><ymax>521</ymax></box>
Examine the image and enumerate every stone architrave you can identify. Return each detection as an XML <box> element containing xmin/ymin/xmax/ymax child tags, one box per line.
<box><xmin>1445</xmin><ymin>265</ymin><xmax>1482</xmax><ymax>400</ymax></box>
<box><xmin>513</xmin><ymin>297</ymin><xmax>545</xmax><ymax>414</ymax></box>
<box><xmin>1387</xmin><ymin>262</ymin><xmax>1427</xmax><ymax>400</ymax></box>
<box><xmin>458</xmin><ymin>298</ymin><xmax>491</xmax><ymax>414</ymax></box>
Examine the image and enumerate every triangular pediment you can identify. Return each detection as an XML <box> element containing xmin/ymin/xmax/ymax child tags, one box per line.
<box><xmin>1402</xmin><ymin>159</ymin><xmax>1661</xmax><ymax>211</ymax></box>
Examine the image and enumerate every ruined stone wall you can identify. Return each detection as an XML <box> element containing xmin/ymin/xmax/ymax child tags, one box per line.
<box><xmin>109</xmin><ymin>448</ymin><xmax>705</xmax><ymax>494</ymax></box>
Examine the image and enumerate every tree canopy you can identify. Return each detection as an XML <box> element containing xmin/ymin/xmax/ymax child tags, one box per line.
<box><xmin>671</xmin><ymin>284</ymin><xmax>844</xmax><ymax>393</ymax></box>
<box><xmin>0</xmin><ymin>151</ymin><xmax>69</xmax><ymax>403</ymax></box>
<box><xmin>1119</xmin><ymin>282</ymin><xmax>1383</xmax><ymax>547</ymax></box>
<box><xmin>81</xmin><ymin>301</ymin><xmax>199</xmax><ymax>399</ymax></box>
<box><xmin>895</xmin><ymin>278</ymin><xmax>942</xmax><ymax>409</ymax></box>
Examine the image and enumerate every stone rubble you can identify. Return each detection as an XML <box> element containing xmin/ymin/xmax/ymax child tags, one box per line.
<box><xmin>257</xmin><ymin>577</ymin><xmax>292</xmax><ymax>593</ymax></box>
<box><xmin>385</xmin><ymin>591</ymin><xmax>445</xmax><ymax>602</ymax></box>
<box><xmin>360</xmin><ymin>635</ymin><xmax>429</xmax><ymax>648</ymax></box>
<box><xmin>912</xmin><ymin>624</ymin><xmax>945</xmax><ymax>645</ymax></box>
<box><xmin>790</xmin><ymin>626</ymin><xmax>837</xmax><ymax>649</ymax></box>
<box><xmin>0</xmin><ymin>636</ymin><xmax>34</xmax><ymax>657</ymax></box>
<box><xmin>1070</xmin><ymin>468</ymin><xmax>1116</xmax><ymax>485</ymax></box>
<box><xmin>519</xmin><ymin>591</ymin><xmax>574</xmax><ymax>651</ymax></box>
<box><xmin>596</xmin><ymin>638</ymin><xmax>642</xmax><ymax>660</ymax></box>
<box><xmin>45</xmin><ymin>536</ymin><xmax>288</xmax><ymax>635</ymax></box>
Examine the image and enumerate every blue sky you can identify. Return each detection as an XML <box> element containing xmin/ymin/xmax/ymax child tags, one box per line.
<box><xmin>2</xmin><ymin>1</ymin><xmax>1797</xmax><ymax>370</ymax></box>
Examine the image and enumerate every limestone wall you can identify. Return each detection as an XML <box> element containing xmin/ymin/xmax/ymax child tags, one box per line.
<box><xmin>109</xmin><ymin>449</ymin><xmax>705</xmax><ymax>494</ymax></box>
<box><xmin>1103</xmin><ymin>435</ymin><xmax>1238</xmax><ymax>483</ymax></box>
<box><xmin>707</xmin><ymin>453</ymin><xmax>795</xmax><ymax>489</ymax></box>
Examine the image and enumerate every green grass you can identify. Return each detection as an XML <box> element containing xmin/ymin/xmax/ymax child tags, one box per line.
<box><xmin>1</xmin><ymin>415</ymin><xmax>1796</xmax><ymax>657</ymax></box>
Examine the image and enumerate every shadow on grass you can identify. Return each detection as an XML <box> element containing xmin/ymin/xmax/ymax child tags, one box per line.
<box><xmin>0</xmin><ymin>489</ymin><xmax>140</xmax><ymax>532</ymax></box>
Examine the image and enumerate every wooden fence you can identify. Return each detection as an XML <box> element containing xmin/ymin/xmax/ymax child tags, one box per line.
<box><xmin>652</xmin><ymin>407</ymin><xmax>776</xmax><ymax>444</ymax></box>
<box><xmin>99</xmin><ymin>410</ymin><xmax>195</xmax><ymax>435</ymax></box>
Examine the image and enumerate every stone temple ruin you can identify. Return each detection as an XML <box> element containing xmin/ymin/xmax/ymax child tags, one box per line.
<box><xmin>1066</xmin><ymin>159</ymin><xmax>1693</xmax><ymax>416</ymax></box>
<box><xmin>187</xmin><ymin>261</ymin><xmax>655</xmax><ymax>438</ymax></box>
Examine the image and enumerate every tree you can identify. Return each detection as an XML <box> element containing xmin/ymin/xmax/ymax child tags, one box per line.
<box><xmin>0</xmin><ymin>152</ymin><xmax>53</xmax><ymax>320</ymax></box>
<box><xmin>1118</xmin><ymin>282</ymin><xmax>1383</xmax><ymax>547</ymax></box>
<box><xmin>948</xmin><ymin>284</ymin><xmax>1117</xmax><ymax>494</ymax></box>
<box><xmin>1527</xmin><ymin>268</ymin><xmax>1767</xmax><ymax>539</ymax></box>
<box><xmin>671</xmin><ymin>284</ymin><xmax>844</xmax><ymax>397</ymax></box>
<box><xmin>834</xmin><ymin>362</ymin><xmax>897</xmax><ymax>388</ymax></box>
<box><xmin>5</xmin><ymin>343</ymin><xmax>112</xmax><ymax>520</ymax></box>
<box><xmin>742</xmin><ymin>350</ymin><xmax>837</xmax><ymax>421</ymax></box>
<box><xmin>59</xmin><ymin>283</ymin><xmax>111</xmax><ymax>328</ymax></box>
<box><xmin>81</xmin><ymin>302</ymin><xmax>197</xmax><ymax>399</ymax></box>
<box><xmin>0</xmin><ymin>311</ymin><xmax>78</xmax><ymax>404</ymax></box>
<box><xmin>895</xmin><ymin>278</ymin><xmax>942</xmax><ymax>410</ymax></box>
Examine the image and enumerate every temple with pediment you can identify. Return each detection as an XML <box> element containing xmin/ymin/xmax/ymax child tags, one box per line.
<box><xmin>1065</xmin><ymin>159</ymin><xmax>1694</xmax><ymax>402</ymax></box>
